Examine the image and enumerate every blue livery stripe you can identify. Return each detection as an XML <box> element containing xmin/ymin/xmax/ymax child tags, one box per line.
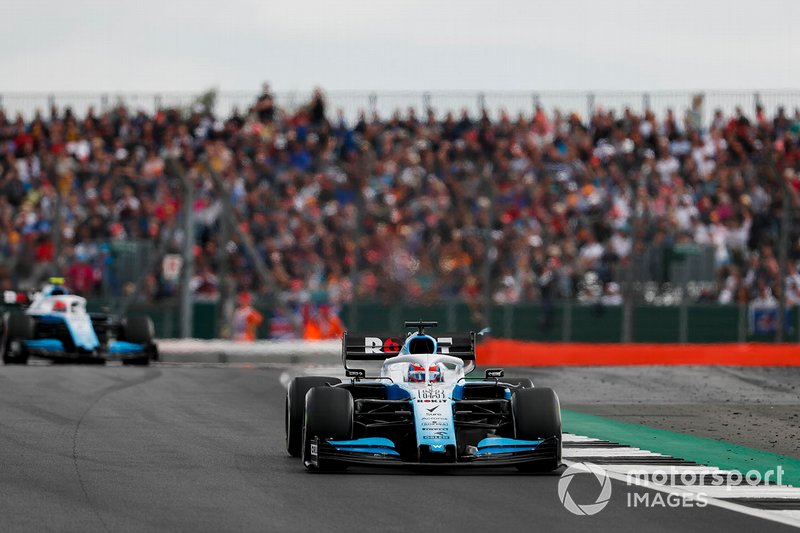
<box><xmin>109</xmin><ymin>340</ymin><xmax>147</xmax><ymax>353</ymax></box>
<box><xmin>327</xmin><ymin>437</ymin><xmax>396</xmax><ymax>448</ymax></box>
<box><xmin>326</xmin><ymin>437</ymin><xmax>400</xmax><ymax>456</ymax></box>
<box><xmin>23</xmin><ymin>339</ymin><xmax>65</xmax><ymax>351</ymax></box>
<box><xmin>476</xmin><ymin>437</ymin><xmax>543</xmax><ymax>448</ymax></box>
<box><xmin>473</xmin><ymin>446</ymin><xmax>538</xmax><ymax>455</ymax></box>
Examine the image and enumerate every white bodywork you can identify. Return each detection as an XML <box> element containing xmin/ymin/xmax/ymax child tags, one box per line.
<box><xmin>27</xmin><ymin>294</ymin><xmax>89</xmax><ymax>317</ymax></box>
<box><xmin>381</xmin><ymin>353</ymin><xmax>467</xmax><ymax>452</ymax></box>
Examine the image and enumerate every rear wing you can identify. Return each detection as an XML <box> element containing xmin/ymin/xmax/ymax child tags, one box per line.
<box><xmin>342</xmin><ymin>331</ymin><xmax>476</xmax><ymax>376</ymax></box>
<box><xmin>2</xmin><ymin>290</ymin><xmax>31</xmax><ymax>308</ymax></box>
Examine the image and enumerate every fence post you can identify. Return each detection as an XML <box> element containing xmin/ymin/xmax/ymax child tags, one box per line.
<box><xmin>477</xmin><ymin>92</ymin><xmax>486</xmax><ymax>112</ymax></box>
<box><xmin>389</xmin><ymin>303</ymin><xmax>401</xmax><ymax>330</ymax></box>
<box><xmin>369</xmin><ymin>93</ymin><xmax>378</xmax><ymax>117</ymax></box>
<box><xmin>179</xmin><ymin>168</ymin><xmax>195</xmax><ymax>339</ymax></box>
<box><xmin>154</xmin><ymin>93</ymin><xmax>162</xmax><ymax>113</ymax></box>
<box><xmin>532</xmin><ymin>93</ymin><xmax>541</xmax><ymax>110</ymax></box>
<box><xmin>678</xmin><ymin>295</ymin><xmax>689</xmax><ymax>343</ymax></box>
<box><xmin>586</xmin><ymin>93</ymin><xmax>595</xmax><ymax>121</ymax></box>
<box><xmin>422</xmin><ymin>92</ymin><xmax>432</xmax><ymax>113</ymax></box>
<box><xmin>622</xmin><ymin>266</ymin><xmax>634</xmax><ymax>342</ymax></box>
<box><xmin>48</xmin><ymin>94</ymin><xmax>56</xmax><ymax>115</ymax></box>
<box><xmin>561</xmin><ymin>300</ymin><xmax>572</xmax><ymax>342</ymax></box>
<box><xmin>447</xmin><ymin>301</ymin><xmax>456</xmax><ymax>331</ymax></box>
<box><xmin>737</xmin><ymin>303</ymin><xmax>747</xmax><ymax>342</ymax></box>
<box><xmin>776</xmin><ymin>174</ymin><xmax>790</xmax><ymax>342</ymax></box>
<box><xmin>348</xmin><ymin>303</ymin><xmax>358</xmax><ymax>332</ymax></box>
<box><xmin>678</xmin><ymin>264</ymin><xmax>689</xmax><ymax>343</ymax></box>
<box><xmin>754</xmin><ymin>92</ymin><xmax>762</xmax><ymax>115</ymax></box>
<box><xmin>503</xmin><ymin>305</ymin><xmax>513</xmax><ymax>339</ymax></box>
<box><xmin>643</xmin><ymin>92</ymin><xmax>651</xmax><ymax>113</ymax></box>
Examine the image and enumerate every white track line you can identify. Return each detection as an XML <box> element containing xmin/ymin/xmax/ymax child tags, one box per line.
<box><xmin>563</xmin><ymin>448</ymin><xmax>665</xmax><ymax>458</ymax></box>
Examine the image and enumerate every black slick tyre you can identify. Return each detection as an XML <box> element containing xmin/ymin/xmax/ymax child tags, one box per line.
<box><xmin>2</xmin><ymin>312</ymin><xmax>34</xmax><ymax>365</ymax></box>
<box><xmin>301</xmin><ymin>385</ymin><xmax>353</xmax><ymax>472</ymax></box>
<box><xmin>285</xmin><ymin>376</ymin><xmax>341</xmax><ymax>457</ymax></box>
<box><xmin>512</xmin><ymin>387</ymin><xmax>562</xmax><ymax>472</ymax></box>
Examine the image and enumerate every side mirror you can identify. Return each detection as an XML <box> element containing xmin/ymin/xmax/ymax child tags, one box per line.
<box><xmin>485</xmin><ymin>368</ymin><xmax>504</xmax><ymax>379</ymax></box>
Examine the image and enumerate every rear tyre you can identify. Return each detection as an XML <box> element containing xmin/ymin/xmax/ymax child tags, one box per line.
<box><xmin>2</xmin><ymin>312</ymin><xmax>34</xmax><ymax>365</ymax></box>
<box><xmin>512</xmin><ymin>387</ymin><xmax>562</xmax><ymax>472</ymax></box>
<box><xmin>121</xmin><ymin>316</ymin><xmax>154</xmax><ymax>345</ymax></box>
<box><xmin>302</xmin><ymin>386</ymin><xmax>353</xmax><ymax>472</ymax></box>
<box><xmin>285</xmin><ymin>376</ymin><xmax>341</xmax><ymax>457</ymax></box>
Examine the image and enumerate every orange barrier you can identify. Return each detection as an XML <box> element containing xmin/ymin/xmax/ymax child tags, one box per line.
<box><xmin>477</xmin><ymin>340</ymin><xmax>800</xmax><ymax>366</ymax></box>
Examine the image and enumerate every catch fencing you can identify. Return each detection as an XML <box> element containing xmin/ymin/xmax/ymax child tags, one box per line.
<box><xmin>82</xmin><ymin>300</ymin><xmax>800</xmax><ymax>344</ymax></box>
<box><xmin>3</xmin><ymin>90</ymin><xmax>800</xmax><ymax>124</ymax></box>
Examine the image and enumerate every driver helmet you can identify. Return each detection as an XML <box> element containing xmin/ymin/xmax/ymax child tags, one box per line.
<box><xmin>407</xmin><ymin>363</ymin><xmax>443</xmax><ymax>383</ymax></box>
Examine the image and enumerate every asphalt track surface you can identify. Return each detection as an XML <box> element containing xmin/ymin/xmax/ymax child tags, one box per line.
<box><xmin>0</xmin><ymin>364</ymin><xmax>796</xmax><ymax>532</ymax></box>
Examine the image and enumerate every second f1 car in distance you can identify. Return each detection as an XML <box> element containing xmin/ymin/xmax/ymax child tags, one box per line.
<box><xmin>285</xmin><ymin>321</ymin><xmax>561</xmax><ymax>471</ymax></box>
<box><xmin>0</xmin><ymin>279</ymin><xmax>158</xmax><ymax>365</ymax></box>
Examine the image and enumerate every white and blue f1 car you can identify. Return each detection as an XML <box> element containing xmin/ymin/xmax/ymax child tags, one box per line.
<box><xmin>286</xmin><ymin>321</ymin><xmax>562</xmax><ymax>471</ymax></box>
<box><xmin>0</xmin><ymin>281</ymin><xmax>158</xmax><ymax>365</ymax></box>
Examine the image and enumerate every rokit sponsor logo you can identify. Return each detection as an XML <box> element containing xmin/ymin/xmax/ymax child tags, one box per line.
<box><xmin>363</xmin><ymin>336</ymin><xmax>453</xmax><ymax>353</ymax></box>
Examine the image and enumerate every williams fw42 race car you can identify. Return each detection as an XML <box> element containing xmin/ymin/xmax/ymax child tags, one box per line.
<box><xmin>0</xmin><ymin>280</ymin><xmax>158</xmax><ymax>365</ymax></box>
<box><xmin>285</xmin><ymin>321</ymin><xmax>562</xmax><ymax>471</ymax></box>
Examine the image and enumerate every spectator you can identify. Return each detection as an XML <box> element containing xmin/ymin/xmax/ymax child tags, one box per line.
<box><xmin>232</xmin><ymin>291</ymin><xmax>263</xmax><ymax>341</ymax></box>
<box><xmin>0</xmin><ymin>87</ymin><xmax>798</xmax><ymax>319</ymax></box>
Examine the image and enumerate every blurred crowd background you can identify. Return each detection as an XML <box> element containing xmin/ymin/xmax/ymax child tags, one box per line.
<box><xmin>1</xmin><ymin>85</ymin><xmax>799</xmax><ymax>329</ymax></box>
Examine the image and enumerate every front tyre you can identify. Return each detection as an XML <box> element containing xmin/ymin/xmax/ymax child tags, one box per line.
<box><xmin>285</xmin><ymin>376</ymin><xmax>342</xmax><ymax>457</ymax></box>
<box><xmin>512</xmin><ymin>387</ymin><xmax>562</xmax><ymax>472</ymax></box>
<box><xmin>120</xmin><ymin>316</ymin><xmax>157</xmax><ymax>364</ymax></box>
<box><xmin>302</xmin><ymin>386</ymin><xmax>353</xmax><ymax>472</ymax></box>
<box><xmin>2</xmin><ymin>312</ymin><xmax>34</xmax><ymax>365</ymax></box>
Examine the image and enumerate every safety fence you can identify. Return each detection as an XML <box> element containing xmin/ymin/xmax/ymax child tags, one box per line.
<box><xmin>81</xmin><ymin>300</ymin><xmax>800</xmax><ymax>344</ymax></box>
<box><xmin>3</xmin><ymin>90</ymin><xmax>799</xmax><ymax>124</ymax></box>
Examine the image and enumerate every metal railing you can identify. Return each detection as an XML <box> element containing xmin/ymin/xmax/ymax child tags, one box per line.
<box><xmin>2</xmin><ymin>90</ymin><xmax>799</xmax><ymax>124</ymax></box>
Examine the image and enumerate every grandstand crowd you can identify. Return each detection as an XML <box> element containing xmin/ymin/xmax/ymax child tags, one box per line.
<box><xmin>1</xmin><ymin>86</ymin><xmax>800</xmax><ymax>316</ymax></box>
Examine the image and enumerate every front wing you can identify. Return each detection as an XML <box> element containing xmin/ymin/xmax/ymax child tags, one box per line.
<box><xmin>23</xmin><ymin>339</ymin><xmax>154</xmax><ymax>361</ymax></box>
<box><xmin>307</xmin><ymin>435</ymin><xmax>560</xmax><ymax>469</ymax></box>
